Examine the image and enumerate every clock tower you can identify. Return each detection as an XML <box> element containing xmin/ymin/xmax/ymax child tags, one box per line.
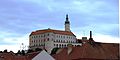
<box><xmin>65</xmin><ymin>14</ymin><xmax>70</xmax><ymax>31</ymax></box>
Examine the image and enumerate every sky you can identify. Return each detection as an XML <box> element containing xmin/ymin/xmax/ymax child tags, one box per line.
<box><xmin>0</xmin><ymin>0</ymin><xmax>119</xmax><ymax>52</ymax></box>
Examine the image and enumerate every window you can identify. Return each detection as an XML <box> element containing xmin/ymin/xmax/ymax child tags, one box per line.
<box><xmin>39</xmin><ymin>40</ymin><xmax>40</xmax><ymax>42</ymax></box>
<box><xmin>41</xmin><ymin>35</ymin><xmax>43</xmax><ymax>37</ymax></box>
<box><xmin>34</xmin><ymin>40</ymin><xmax>35</xmax><ymax>43</ymax></box>
<box><xmin>62</xmin><ymin>44</ymin><xmax>63</xmax><ymax>48</ymax></box>
<box><xmin>63</xmin><ymin>36</ymin><xmax>65</xmax><ymax>38</ymax></box>
<box><xmin>56</xmin><ymin>44</ymin><xmax>58</xmax><ymax>46</ymax></box>
<box><xmin>63</xmin><ymin>40</ymin><xmax>65</xmax><ymax>43</ymax></box>
<box><xmin>59</xmin><ymin>40</ymin><xmax>60</xmax><ymax>42</ymax></box>
<box><xmin>59</xmin><ymin>44</ymin><xmax>61</xmax><ymax>48</ymax></box>
<box><xmin>48</xmin><ymin>38</ymin><xmax>49</xmax><ymax>41</ymax></box>
<box><xmin>64</xmin><ymin>45</ymin><xmax>66</xmax><ymax>47</ymax></box>
<box><xmin>48</xmin><ymin>34</ymin><xmax>49</xmax><ymax>36</ymax></box>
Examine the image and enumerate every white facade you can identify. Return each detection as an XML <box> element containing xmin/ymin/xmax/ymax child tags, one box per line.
<box><xmin>29</xmin><ymin>31</ymin><xmax>81</xmax><ymax>53</ymax></box>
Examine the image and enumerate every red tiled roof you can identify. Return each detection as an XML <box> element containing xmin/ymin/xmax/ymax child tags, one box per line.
<box><xmin>26</xmin><ymin>51</ymin><xmax>40</xmax><ymax>60</ymax></box>
<box><xmin>30</xmin><ymin>29</ymin><xmax>75</xmax><ymax>36</ymax></box>
<box><xmin>0</xmin><ymin>51</ymin><xmax>40</xmax><ymax>60</ymax></box>
<box><xmin>52</xmin><ymin>41</ymin><xmax>119</xmax><ymax>60</ymax></box>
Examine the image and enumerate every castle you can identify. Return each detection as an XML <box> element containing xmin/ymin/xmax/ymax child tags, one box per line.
<box><xmin>29</xmin><ymin>14</ymin><xmax>81</xmax><ymax>53</ymax></box>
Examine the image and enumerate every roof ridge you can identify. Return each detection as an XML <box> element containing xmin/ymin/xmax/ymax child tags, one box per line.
<box><xmin>30</xmin><ymin>29</ymin><xmax>76</xmax><ymax>36</ymax></box>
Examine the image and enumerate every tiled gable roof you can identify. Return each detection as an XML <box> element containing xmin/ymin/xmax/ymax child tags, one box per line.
<box><xmin>30</xmin><ymin>29</ymin><xmax>75</xmax><ymax>36</ymax></box>
<box><xmin>52</xmin><ymin>41</ymin><xmax>119</xmax><ymax>60</ymax></box>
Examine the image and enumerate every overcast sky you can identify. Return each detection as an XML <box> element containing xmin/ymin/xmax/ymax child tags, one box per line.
<box><xmin>0</xmin><ymin>0</ymin><xmax>119</xmax><ymax>52</ymax></box>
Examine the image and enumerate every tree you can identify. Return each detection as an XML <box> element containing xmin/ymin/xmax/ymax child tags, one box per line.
<box><xmin>0</xmin><ymin>51</ymin><xmax>2</xmax><ymax>53</ymax></box>
<box><xmin>16</xmin><ymin>50</ymin><xmax>21</xmax><ymax>55</ymax></box>
<box><xmin>51</xmin><ymin>48</ymin><xmax>59</xmax><ymax>55</ymax></box>
<box><xmin>10</xmin><ymin>51</ymin><xmax>14</xmax><ymax>53</ymax></box>
<box><xmin>35</xmin><ymin>48</ymin><xmax>42</xmax><ymax>52</ymax></box>
<box><xmin>27</xmin><ymin>49</ymin><xmax>34</xmax><ymax>53</ymax></box>
<box><xmin>21</xmin><ymin>50</ymin><xmax>25</xmax><ymax>55</ymax></box>
<box><xmin>3</xmin><ymin>49</ymin><xmax>7</xmax><ymax>53</ymax></box>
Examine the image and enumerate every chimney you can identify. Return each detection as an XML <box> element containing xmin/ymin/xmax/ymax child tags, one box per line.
<box><xmin>89</xmin><ymin>31</ymin><xmax>93</xmax><ymax>40</ymax></box>
<box><xmin>90</xmin><ymin>31</ymin><xmax>92</xmax><ymax>38</ymax></box>
<box><xmin>67</xmin><ymin>44</ymin><xmax>73</xmax><ymax>55</ymax></box>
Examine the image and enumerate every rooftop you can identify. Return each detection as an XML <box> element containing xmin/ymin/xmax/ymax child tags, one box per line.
<box><xmin>30</xmin><ymin>28</ymin><xmax>75</xmax><ymax>36</ymax></box>
<box><xmin>52</xmin><ymin>40</ymin><xmax>119</xmax><ymax>60</ymax></box>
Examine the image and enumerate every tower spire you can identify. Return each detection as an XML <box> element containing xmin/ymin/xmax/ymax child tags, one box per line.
<box><xmin>65</xmin><ymin>14</ymin><xmax>70</xmax><ymax>31</ymax></box>
<box><xmin>66</xmin><ymin>14</ymin><xmax>68</xmax><ymax>21</ymax></box>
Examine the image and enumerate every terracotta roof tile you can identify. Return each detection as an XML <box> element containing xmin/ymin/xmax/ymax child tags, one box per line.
<box><xmin>30</xmin><ymin>29</ymin><xmax>75</xmax><ymax>36</ymax></box>
<box><xmin>0</xmin><ymin>51</ymin><xmax>40</xmax><ymax>60</ymax></box>
<box><xmin>52</xmin><ymin>41</ymin><xmax>119</xmax><ymax>60</ymax></box>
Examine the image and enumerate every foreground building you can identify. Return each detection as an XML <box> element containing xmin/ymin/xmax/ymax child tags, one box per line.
<box><xmin>51</xmin><ymin>31</ymin><xmax>119</xmax><ymax>60</ymax></box>
<box><xmin>0</xmin><ymin>50</ymin><xmax>54</xmax><ymax>60</ymax></box>
<box><xmin>29</xmin><ymin>14</ymin><xmax>81</xmax><ymax>53</ymax></box>
<box><xmin>0</xmin><ymin>39</ymin><xmax>119</xmax><ymax>60</ymax></box>
<box><xmin>52</xmin><ymin>35</ymin><xmax>119</xmax><ymax>60</ymax></box>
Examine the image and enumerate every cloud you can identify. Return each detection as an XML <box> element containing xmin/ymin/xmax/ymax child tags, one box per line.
<box><xmin>0</xmin><ymin>0</ymin><xmax>118</xmax><ymax>52</ymax></box>
<box><xmin>0</xmin><ymin>34</ymin><xmax>29</xmax><ymax>52</ymax></box>
<box><xmin>72</xmin><ymin>23</ymin><xmax>119</xmax><ymax>37</ymax></box>
<box><xmin>93</xmin><ymin>34</ymin><xmax>120</xmax><ymax>43</ymax></box>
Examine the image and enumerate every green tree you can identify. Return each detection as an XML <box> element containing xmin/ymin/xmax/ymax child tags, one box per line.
<box><xmin>35</xmin><ymin>48</ymin><xmax>42</xmax><ymax>52</ymax></box>
<box><xmin>27</xmin><ymin>49</ymin><xmax>34</xmax><ymax>53</ymax></box>
<box><xmin>3</xmin><ymin>49</ymin><xmax>7</xmax><ymax>53</ymax></box>
<box><xmin>21</xmin><ymin>50</ymin><xmax>25</xmax><ymax>55</ymax></box>
<box><xmin>16</xmin><ymin>50</ymin><xmax>21</xmax><ymax>55</ymax></box>
<box><xmin>51</xmin><ymin>48</ymin><xmax>59</xmax><ymax>55</ymax></box>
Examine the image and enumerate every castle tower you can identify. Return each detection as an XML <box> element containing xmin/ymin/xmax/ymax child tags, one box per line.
<box><xmin>65</xmin><ymin>14</ymin><xmax>70</xmax><ymax>31</ymax></box>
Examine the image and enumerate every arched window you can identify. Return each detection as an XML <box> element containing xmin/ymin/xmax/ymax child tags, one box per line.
<box><xmin>62</xmin><ymin>44</ymin><xmax>64</xmax><ymax>48</ymax></box>
<box><xmin>56</xmin><ymin>44</ymin><xmax>58</xmax><ymax>47</ymax></box>
<box><xmin>59</xmin><ymin>44</ymin><xmax>61</xmax><ymax>48</ymax></box>
<box><xmin>64</xmin><ymin>45</ymin><xmax>66</xmax><ymax>47</ymax></box>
